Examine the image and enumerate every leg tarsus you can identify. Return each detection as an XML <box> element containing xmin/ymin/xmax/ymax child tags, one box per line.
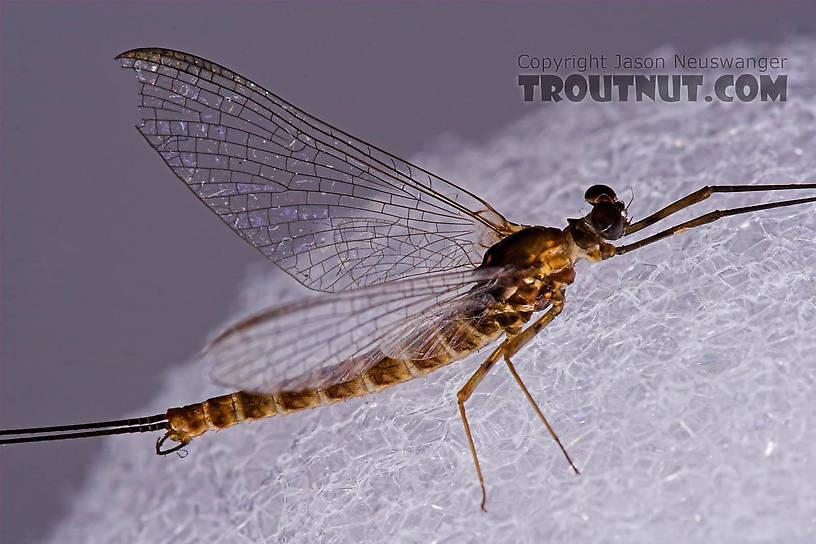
<box><xmin>504</xmin><ymin>355</ymin><xmax>580</xmax><ymax>475</ymax></box>
<box><xmin>458</xmin><ymin>398</ymin><xmax>487</xmax><ymax>512</ymax></box>
<box><xmin>456</xmin><ymin>345</ymin><xmax>503</xmax><ymax>511</ymax></box>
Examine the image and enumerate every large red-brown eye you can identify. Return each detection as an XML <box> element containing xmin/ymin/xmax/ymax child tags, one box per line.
<box><xmin>584</xmin><ymin>184</ymin><xmax>618</xmax><ymax>204</ymax></box>
<box><xmin>590</xmin><ymin>201</ymin><xmax>624</xmax><ymax>239</ymax></box>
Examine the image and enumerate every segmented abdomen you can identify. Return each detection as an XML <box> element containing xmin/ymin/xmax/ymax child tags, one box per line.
<box><xmin>164</xmin><ymin>305</ymin><xmax>515</xmax><ymax>443</ymax></box>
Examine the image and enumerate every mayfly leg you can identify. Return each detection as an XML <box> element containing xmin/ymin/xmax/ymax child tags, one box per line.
<box><xmin>622</xmin><ymin>182</ymin><xmax>816</xmax><ymax>237</ymax></box>
<box><xmin>616</xmin><ymin>193</ymin><xmax>816</xmax><ymax>256</ymax></box>
<box><xmin>457</xmin><ymin>299</ymin><xmax>574</xmax><ymax>512</ymax></box>
<box><xmin>500</xmin><ymin>300</ymin><xmax>579</xmax><ymax>478</ymax></box>
<box><xmin>457</xmin><ymin>345</ymin><xmax>505</xmax><ymax>512</ymax></box>
<box><xmin>502</xmin><ymin>302</ymin><xmax>579</xmax><ymax>475</ymax></box>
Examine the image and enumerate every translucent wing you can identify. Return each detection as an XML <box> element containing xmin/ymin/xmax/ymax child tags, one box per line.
<box><xmin>117</xmin><ymin>48</ymin><xmax>520</xmax><ymax>292</ymax></box>
<box><xmin>207</xmin><ymin>266</ymin><xmax>527</xmax><ymax>393</ymax></box>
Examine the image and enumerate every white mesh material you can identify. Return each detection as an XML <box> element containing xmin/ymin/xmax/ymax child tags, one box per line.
<box><xmin>47</xmin><ymin>40</ymin><xmax>816</xmax><ymax>543</ymax></box>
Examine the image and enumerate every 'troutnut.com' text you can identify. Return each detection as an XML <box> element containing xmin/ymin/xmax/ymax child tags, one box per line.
<box><xmin>517</xmin><ymin>53</ymin><xmax>789</xmax><ymax>103</ymax></box>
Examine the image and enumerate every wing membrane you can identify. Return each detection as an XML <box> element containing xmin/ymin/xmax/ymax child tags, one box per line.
<box><xmin>207</xmin><ymin>266</ymin><xmax>525</xmax><ymax>393</ymax></box>
<box><xmin>117</xmin><ymin>48</ymin><xmax>519</xmax><ymax>292</ymax></box>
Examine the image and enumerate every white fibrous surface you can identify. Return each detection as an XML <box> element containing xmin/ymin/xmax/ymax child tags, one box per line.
<box><xmin>49</xmin><ymin>40</ymin><xmax>816</xmax><ymax>543</ymax></box>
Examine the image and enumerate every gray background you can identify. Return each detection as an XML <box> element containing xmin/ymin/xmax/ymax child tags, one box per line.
<box><xmin>1</xmin><ymin>2</ymin><xmax>815</xmax><ymax>542</ymax></box>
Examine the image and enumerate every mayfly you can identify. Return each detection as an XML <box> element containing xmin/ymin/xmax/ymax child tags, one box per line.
<box><xmin>2</xmin><ymin>48</ymin><xmax>814</xmax><ymax>510</ymax></box>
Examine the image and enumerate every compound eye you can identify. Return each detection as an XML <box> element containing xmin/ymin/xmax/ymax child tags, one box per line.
<box><xmin>590</xmin><ymin>201</ymin><xmax>625</xmax><ymax>240</ymax></box>
<box><xmin>584</xmin><ymin>184</ymin><xmax>618</xmax><ymax>204</ymax></box>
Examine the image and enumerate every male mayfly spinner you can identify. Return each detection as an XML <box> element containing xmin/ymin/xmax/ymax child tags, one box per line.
<box><xmin>2</xmin><ymin>48</ymin><xmax>815</xmax><ymax>511</ymax></box>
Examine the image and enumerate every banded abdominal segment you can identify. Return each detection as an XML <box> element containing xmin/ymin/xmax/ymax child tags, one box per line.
<box><xmin>163</xmin><ymin>319</ymin><xmax>508</xmax><ymax>445</ymax></box>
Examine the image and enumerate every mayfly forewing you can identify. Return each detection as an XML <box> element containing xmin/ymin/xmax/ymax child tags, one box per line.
<box><xmin>116</xmin><ymin>48</ymin><xmax>520</xmax><ymax>293</ymax></box>
<box><xmin>207</xmin><ymin>266</ymin><xmax>524</xmax><ymax>394</ymax></box>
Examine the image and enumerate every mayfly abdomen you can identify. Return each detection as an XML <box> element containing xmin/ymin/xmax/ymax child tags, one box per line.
<box><xmin>165</xmin><ymin>386</ymin><xmax>349</xmax><ymax>443</ymax></box>
<box><xmin>165</xmin><ymin>307</ymin><xmax>511</xmax><ymax>444</ymax></box>
<box><xmin>165</xmin><ymin>391</ymin><xmax>278</xmax><ymax>442</ymax></box>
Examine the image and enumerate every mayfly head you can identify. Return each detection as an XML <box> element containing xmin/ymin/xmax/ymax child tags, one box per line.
<box><xmin>584</xmin><ymin>184</ymin><xmax>628</xmax><ymax>240</ymax></box>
